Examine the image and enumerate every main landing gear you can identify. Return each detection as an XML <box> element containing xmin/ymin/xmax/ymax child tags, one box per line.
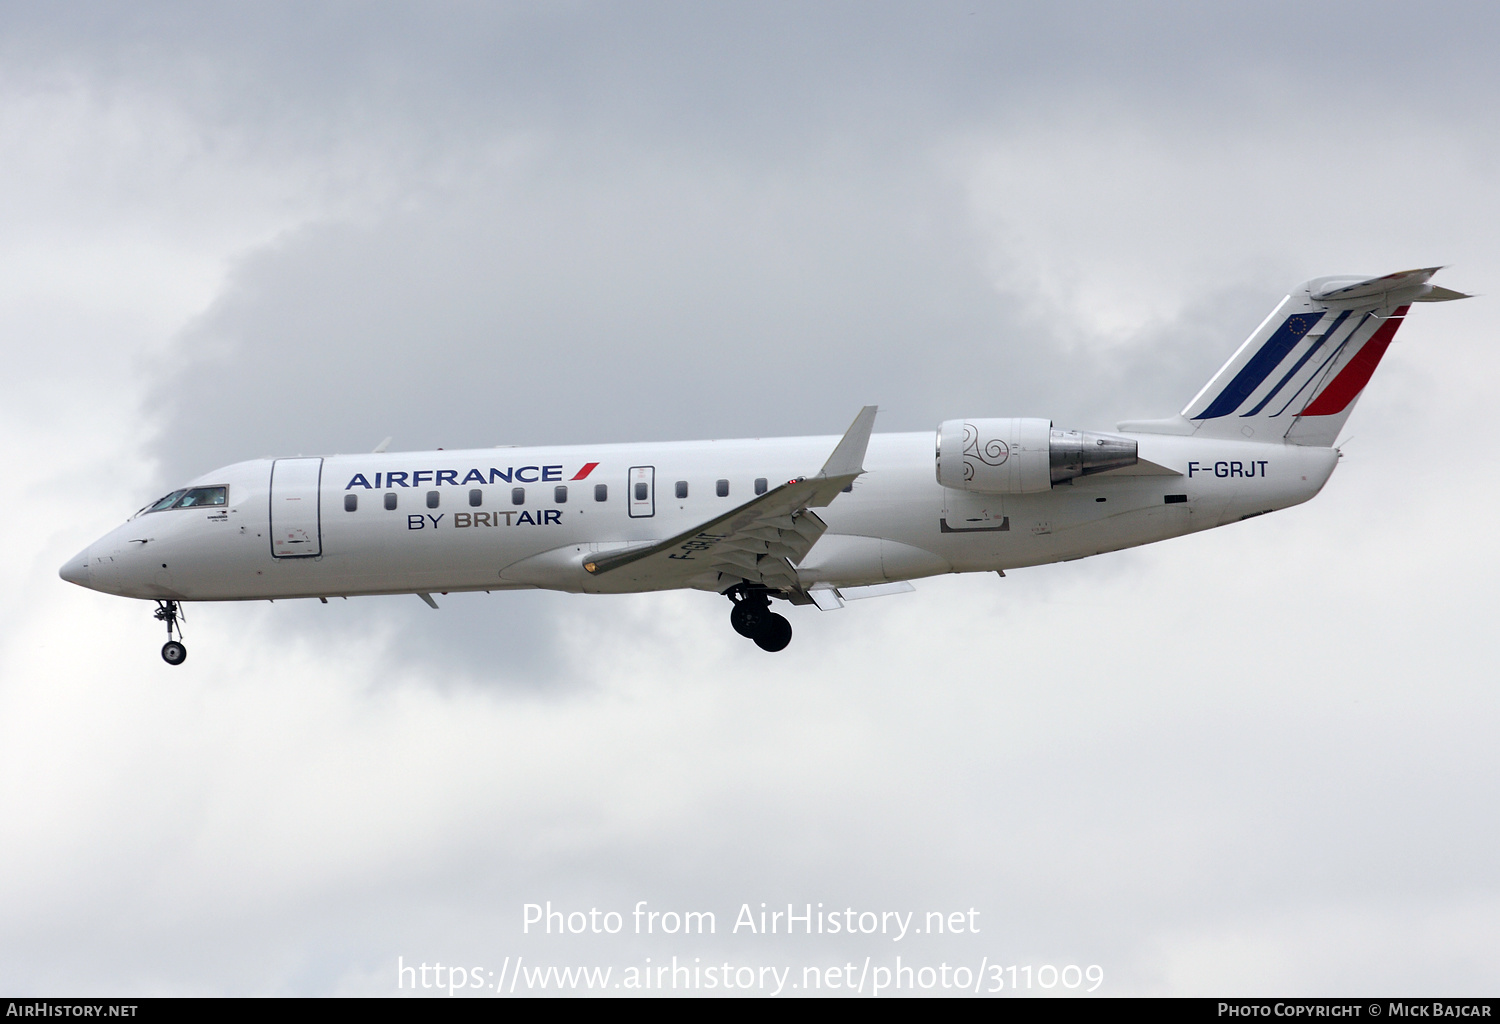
<box><xmin>154</xmin><ymin>600</ymin><xmax>186</xmax><ymax>666</ymax></box>
<box><xmin>726</xmin><ymin>585</ymin><xmax>793</xmax><ymax>653</ymax></box>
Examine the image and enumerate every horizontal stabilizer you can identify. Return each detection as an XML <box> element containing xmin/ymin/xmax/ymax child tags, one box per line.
<box><xmin>1311</xmin><ymin>267</ymin><xmax>1470</xmax><ymax>305</ymax></box>
<box><xmin>1170</xmin><ymin>267</ymin><xmax>1466</xmax><ymax>446</ymax></box>
<box><xmin>1413</xmin><ymin>285</ymin><xmax>1472</xmax><ymax>303</ymax></box>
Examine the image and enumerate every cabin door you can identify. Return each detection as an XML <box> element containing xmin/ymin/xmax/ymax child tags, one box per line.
<box><xmin>269</xmin><ymin>457</ymin><xmax>324</xmax><ymax>557</ymax></box>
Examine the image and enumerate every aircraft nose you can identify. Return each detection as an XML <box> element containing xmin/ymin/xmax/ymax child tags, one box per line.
<box><xmin>59</xmin><ymin>547</ymin><xmax>92</xmax><ymax>588</ymax></box>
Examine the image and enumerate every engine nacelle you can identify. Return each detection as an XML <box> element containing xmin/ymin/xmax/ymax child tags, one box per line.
<box><xmin>936</xmin><ymin>418</ymin><xmax>1138</xmax><ymax>493</ymax></box>
<box><xmin>937</xmin><ymin>418</ymin><xmax>1052</xmax><ymax>493</ymax></box>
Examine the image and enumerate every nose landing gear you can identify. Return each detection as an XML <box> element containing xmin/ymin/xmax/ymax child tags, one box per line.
<box><xmin>154</xmin><ymin>600</ymin><xmax>187</xmax><ymax>665</ymax></box>
<box><xmin>726</xmin><ymin>585</ymin><xmax>793</xmax><ymax>653</ymax></box>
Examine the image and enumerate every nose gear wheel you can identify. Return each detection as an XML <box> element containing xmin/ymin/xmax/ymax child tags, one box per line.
<box><xmin>154</xmin><ymin>600</ymin><xmax>187</xmax><ymax>666</ymax></box>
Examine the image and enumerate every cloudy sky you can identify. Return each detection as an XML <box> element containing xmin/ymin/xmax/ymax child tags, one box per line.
<box><xmin>5</xmin><ymin>0</ymin><xmax>1498</xmax><ymax>996</ymax></box>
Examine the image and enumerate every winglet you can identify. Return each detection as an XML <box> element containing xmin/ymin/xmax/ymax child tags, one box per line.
<box><xmin>804</xmin><ymin>405</ymin><xmax>878</xmax><ymax>508</ymax></box>
<box><xmin>373</xmin><ymin>436</ymin><xmax>393</xmax><ymax>454</ymax></box>
<box><xmin>817</xmin><ymin>405</ymin><xmax>878</xmax><ymax>479</ymax></box>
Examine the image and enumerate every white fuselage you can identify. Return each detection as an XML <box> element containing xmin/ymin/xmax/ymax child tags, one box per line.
<box><xmin>66</xmin><ymin>430</ymin><xmax>1338</xmax><ymax>603</ymax></box>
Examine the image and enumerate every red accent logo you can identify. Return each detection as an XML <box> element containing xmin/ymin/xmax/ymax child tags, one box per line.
<box><xmin>571</xmin><ymin>462</ymin><xmax>600</xmax><ymax>480</ymax></box>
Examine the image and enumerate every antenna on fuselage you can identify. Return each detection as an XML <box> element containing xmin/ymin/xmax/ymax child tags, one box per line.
<box><xmin>372</xmin><ymin>437</ymin><xmax>392</xmax><ymax>453</ymax></box>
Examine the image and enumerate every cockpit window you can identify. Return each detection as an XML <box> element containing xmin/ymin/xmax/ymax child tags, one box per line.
<box><xmin>143</xmin><ymin>490</ymin><xmax>187</xmax><ymax>514</ymax></box>
<box><xmin>138</xmin><ymin>486</ymin><xmax>229</xmax><ymax>515</ymax></box>
<box><xmin>174</xmin><ymin>486</ymin><xmax>228</xmax><ymax>508</ymax></box>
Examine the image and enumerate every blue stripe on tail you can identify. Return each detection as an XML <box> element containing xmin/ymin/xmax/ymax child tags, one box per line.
<box><xmin>1193</xmin><ymin>312</ymin><xmax>1323</xmax><ymax>420</ymax></box>
<box><xmin>1240</xmin><ymin>310</ymin><xmax>1350</xmax><ymax>417</ymax></box>
<box><xmin>1270</xmin><ymin>312</ymin><xmax>1371</xmax><ymax>419</ymax></box>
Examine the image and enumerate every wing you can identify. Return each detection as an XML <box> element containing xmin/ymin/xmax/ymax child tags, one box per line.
<box><xmin>582</xmin><ymin>406</ymin><xmax>877</xmax><ymax>599</ymax></box>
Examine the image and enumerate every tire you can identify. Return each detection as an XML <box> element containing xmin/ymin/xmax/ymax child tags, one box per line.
<box><xmin>730</xmin><ymin>603</ymin><xmax>762</xmax><ymax>638</ymax></box>
<box><xmin>752</xmin><ymin>613</ymin><xmax>792</xmax><ymax>652</ymax></box>
<box><xmin>161</xmin><ymin>641</ymin><xmax>187</xmax><ymax>666</ymax></box>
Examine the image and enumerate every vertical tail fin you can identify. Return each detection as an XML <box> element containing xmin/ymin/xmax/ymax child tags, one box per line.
<box><xmin>1122</xmin><ymin>268</ymin><xmax>1468</xmax><ymax>447</ymax></box>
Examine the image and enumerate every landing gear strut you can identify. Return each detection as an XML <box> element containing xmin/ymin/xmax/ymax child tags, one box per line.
<box><xmin>154</xmin><ymin>600</ymin><xmax>187</xmax><ymax>666</ymax></box>
<box><xmin>726</xmin><ymin>585</ymin><xmax>793</xmax><ymax>653</ymax></box>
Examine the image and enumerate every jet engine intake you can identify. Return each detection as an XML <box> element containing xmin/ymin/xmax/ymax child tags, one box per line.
<box><xmin>936</xmin><ymin>418</ymin><xmax>1137</xmax><ymax>493</ymax></box>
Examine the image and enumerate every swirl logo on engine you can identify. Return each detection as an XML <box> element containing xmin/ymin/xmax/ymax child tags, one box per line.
<box><xmin>961</xmin><ymin>422</ymin><xmax>1009</xmax><ymax>481</ymax></box>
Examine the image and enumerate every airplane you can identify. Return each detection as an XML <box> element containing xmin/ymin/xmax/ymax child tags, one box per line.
<box><xmin>59</xmin><ymin>268</ymin><xmax>1467</xmax><ymax>664</ymax></box>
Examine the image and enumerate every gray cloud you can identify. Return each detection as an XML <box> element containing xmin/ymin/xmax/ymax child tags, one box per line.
<box><xmin>5</xmin><ymin>0</ymin><xmax>1499</xmax><ymax>997</ymax></box>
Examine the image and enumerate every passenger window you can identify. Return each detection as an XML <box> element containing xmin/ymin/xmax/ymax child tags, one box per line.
<box><xmin>512</xmin><ymin>487</ymin><xmax>525</xmax><ymax>505</ymax></box>
<box><xmin>175</xmin><ymin>486</ymin><xmax>227</xmax><ymax>508</ymax></box>
<box><xmin>675</xmin><ymin>481</ymin><xmax>688</xmax><ymax>499</ymax></box>
<box><xmin>384</xmin><ymin>492</ymin><xmax>398</xmax><ymax>511</ymax></box>
<box><xmin>426</xmin><ymin>490</ymin><xmax>440</xmax><ymax>509</ymax></box>
<box><xmin>469</xmin><ymin>489</ymin><xmax>483</xmax><ymax>507</ymax></box>
<box><xmin>716</xmin><ymin>479</ymin><xmax>729</xmax><ymax>497</ymax></box>
<box><xmin>595</xmin><ymin>483</ymin><xmax>608</xmax><ymax>502</ymax></box>
<box><xmin>754</xmin><ymin>477</ymin><xmax>768</xmax><ymax>495</ymax></box>
<box><xmin>554</xmin><ymin>485</ymin><xmax>568</xmax><ymax>503</ymax></box>
<box><xmin>634</xmin><ymin>482</ymin><xmax>647</xmax><ymax>501</ymax></box>
<box><xmin>344</xmin><ymin>493</ymin><xmax>358</xmax><ymax>512</ymax></box>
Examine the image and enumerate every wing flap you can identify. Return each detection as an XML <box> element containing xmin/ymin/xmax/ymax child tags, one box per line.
<box><xmin>582</xmin><ymin>408</ymin><xmax>872</xmax><ymax>594</ymax></box>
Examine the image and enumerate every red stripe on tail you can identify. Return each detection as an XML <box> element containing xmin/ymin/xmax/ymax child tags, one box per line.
<box><xmin>1298</xmin><ymin>306</ymin><xmax>1409</xmax><ymax>417</ymax></box>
